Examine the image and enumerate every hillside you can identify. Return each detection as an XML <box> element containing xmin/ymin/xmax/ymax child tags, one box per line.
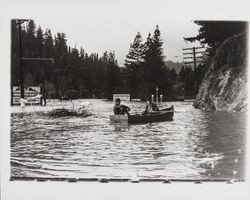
<box><xmin>165</xmin><ymin>60</ymin><xmax>183</xmax><ymax>73</ymax></box>
<box><xmin>193</xmin><ymin>32</ymin><xmax>248</xmax><ymax>112</ymax></box>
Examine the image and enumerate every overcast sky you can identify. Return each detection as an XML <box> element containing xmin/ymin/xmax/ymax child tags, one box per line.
<box><xmin>35</xmin><ymin>18</ymin><xmax>201</xmax><ymax>65</ymax></box>
<box><xmin>9</xmin><ymin>0</ymin><xmax>201</xmax><ymax>66</ymax></box>
<box><xmin>36</xmin><ymin>18</ymin><xmax>200</xmax><ymax>66</ymax></box>
<box><xmin>1</xmin><ymin>0</ymin><xmax>249</xmax><ymax>67</ymax></box>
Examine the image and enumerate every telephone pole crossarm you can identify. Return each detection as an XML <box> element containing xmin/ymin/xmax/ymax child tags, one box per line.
<box><xmin>182</xmin><ymin>47</ymin><xmax>193</xmax><ymax>50</ymax></box>
<box><xmin>184</xmin><ymin>61</ymin><xmax>194</xmax><ymax>64</ymax></box>
<box><xmin>21</xmin><ymin>58</ymin><xmax>55</xmax><ymax>63</ymax></box>
<box><xmin>183</xmin><ymin>46</ymin><xmax>205</xmax><ymax>51</ymax></box>
<box><xmin>195</xmin><ymin>51</ymin><xmax>206</xmax><ymax>54</ymax></box>
<box><xmin>194</xmin><ymin>46</ymin><xmax>205</xmax><ymax>49</ymax></box>
<box><xmin>183</xmin><ymin>52</ymin><xmax>194</xmax><ymax>55</ymax></box>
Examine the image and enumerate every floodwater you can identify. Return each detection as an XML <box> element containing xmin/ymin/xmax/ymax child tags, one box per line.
<box><xmin>11</xmin><ymin>99</ymin><xmax>246</xmax><ymax>180</ymax></box>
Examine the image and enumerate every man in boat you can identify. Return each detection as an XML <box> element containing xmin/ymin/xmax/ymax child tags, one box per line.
<box><xmin>142</xmin><ymin>98</ymin><xmax>159</xmax><ymax>115</ymax></box>
<box><xmin>113</xmin><ymin>98</ymin><xmax>130</xmax><ymax>115</ymax></box>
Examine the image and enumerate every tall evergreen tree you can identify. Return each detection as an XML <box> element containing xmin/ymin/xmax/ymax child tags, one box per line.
<box><xmin>10</xmin><ymin>19</ymin><xmax>124</xmax><ymax>100</ymax></box>
<box><xmin>184</xmin><ymin>21</ymin><xmax>247</xmax><ymax>56</ymax></box>
<box><xmin>179</xmin><ymin>66</ymin><xmax>186</xmax><ymax>83</ymax></box>
<box><xmin>54</xmin><ymin>33</ymin><xmax>67</xmax><ymax>61</ymax></box>
<box><xmin>104</xmin><ymin>51</ymin><xmax>122</xmax><ymax>99</ymax></box>
<box><xmin>11</xmin><ymin>20</ymin><xmax>20</xmax><ymax>86</ymax></box>
<box><xmin>142</xmin><ymin>25</ymin><xmax>166</xmax><ymax>96</ymax></box>
<box><xmin>124</xmin><ymin>32</ymin><xmax>144</xmax><ymax>98</ymax></box>
<box><xmin>169</xmin><ymin>68</ymin><xmax>177</xmax><ymax>84</ymax></box>
<box><xmin>23</xmin><ymin>19</ymin><xmax>36</xmax><ymax>57</ymax></box>
<box><xmin>44</xmin><ymin>29</ymin><xmax>54</xmax><ymax>58</ymax></box>
<box><xmin>124</xmin><ymin>32</ymin><xmax>144</xmax><ymax>66</ymax></box>
<box><xmin>36</xmin><ymin>26</ymin><xmax>44</xmax><ymax>57</ymax></box>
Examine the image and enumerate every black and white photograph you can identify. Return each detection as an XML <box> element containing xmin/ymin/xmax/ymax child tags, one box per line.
<box><xmin>1</xmin><ymin>0</ymin><xmax>250</xmax><ymax>199</ymax></box>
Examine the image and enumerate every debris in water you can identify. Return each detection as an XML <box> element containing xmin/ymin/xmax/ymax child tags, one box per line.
<box><xmin>207</xmin><ymin>161</ymin><xmax>215</xmax><ymax>169</ymax></box>
<box><xmin>47</xmin><ymin>106</ymin><xmax>92</xmax><ymax>118</ymax></box>
<box><xmin>227</xmin><ymin>179</ymin><xmax>234</xmax><ymax>184</ymax></box>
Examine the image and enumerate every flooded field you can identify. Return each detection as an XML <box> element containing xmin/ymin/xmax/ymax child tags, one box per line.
<box><xmin>11</xmin><ymin>99</ymin><xmax>246</xmax><ymax>180</ymax></box>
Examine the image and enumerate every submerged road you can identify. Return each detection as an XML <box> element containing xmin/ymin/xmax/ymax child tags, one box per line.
<box><xmin>10</xmin><ymin>99</ymin><xmax>246</xmax><ymax>180</ymax></box>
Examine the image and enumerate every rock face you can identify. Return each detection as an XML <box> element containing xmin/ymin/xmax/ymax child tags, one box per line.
<box><xmin>193</xmin><ymin>32</ymin><xmax>248</xmax><ymax>112</ymax></box>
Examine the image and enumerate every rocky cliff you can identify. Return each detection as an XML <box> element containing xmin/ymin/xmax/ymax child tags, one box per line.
<box><xmin>193</xmin><ymin>32</ymin><xmax>248</xmax><ymax>112</ymax></box>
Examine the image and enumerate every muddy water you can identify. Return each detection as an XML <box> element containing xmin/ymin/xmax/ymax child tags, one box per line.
<box><xmin>11</xmin><ymin>99</ymin><xmax>246</xmax><ymax>179</ymax></box>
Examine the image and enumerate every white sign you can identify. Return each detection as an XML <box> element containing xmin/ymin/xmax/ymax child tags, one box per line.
<box><xmin>12</xmin><ymin>86</ymin><xmax>41</xmax><ymax>105</ymax></box>
<box><xmin>113</xmin><ymin>94</ymin><xmax>130</xmax><ymax>101</ymax></box>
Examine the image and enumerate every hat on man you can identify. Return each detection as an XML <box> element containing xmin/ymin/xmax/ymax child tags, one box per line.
<box><xmin>146</xmin><ymin>97</ymin><xmax>152</xmax><ymax>102</ymax></box>
<box><xmin>115</xmin><ymin>98</ymin><xmax>121</xmax><ymax>102</ymax></box>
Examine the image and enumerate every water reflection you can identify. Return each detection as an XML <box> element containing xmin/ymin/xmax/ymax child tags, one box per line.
<box><xmin>11</xmin><ymin>100</ymin><xmax>246</xmax><ymax>179</ymax></box>
<box><xmin>111</xmin><ymin>123</ymin><xmax>129</xmax><ymax>132</ymax></box>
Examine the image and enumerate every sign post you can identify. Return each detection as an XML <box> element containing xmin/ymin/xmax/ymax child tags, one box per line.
<box><xmin>17</xmin><ymin>19</ymin><xmax>29</xmax><ymax>99</ymax></box>
<box><xmin>156</xmin><ymin>87</ymin><xmax>159</xmax><ymax>104</ymax></box>
<box><xmin>12</xmin><ymin>86</ymin><xmax>41</xmax><ymax>105</ymax></box>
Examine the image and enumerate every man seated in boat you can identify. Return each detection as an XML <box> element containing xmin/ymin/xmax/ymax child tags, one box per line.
<box><xmin>142</xmin><ymin>98</ymin><xmax>159</xmax><ymax>115</ymax></box>
<box><xmin>113</xmin><ymin>98</ymin><xmax>130</xmax><ymax>115</ymax></box>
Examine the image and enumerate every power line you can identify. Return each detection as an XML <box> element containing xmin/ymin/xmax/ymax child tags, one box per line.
<box><xmin>165</xmin><ymin>33</ymin><xmax>185</xmax><ymax>49</ymax></box>
<box><xmin>165</xmin><ymin>25</ymin><xmax>183</xmax><ymax>41</ymax></box>
<box><xmin>166</xmin><ymin>42</ymin><xmax>182</xmax><ymax>52</ymax></box>
<box><xmin>169</xmin><ymin>24</ymin><xmax>185</xmax><ymax>39</ymax></box>
<box><xmin>21</xmin><ymin>58</ymin><xmax>55</xmax><ymax>63</ymax></box>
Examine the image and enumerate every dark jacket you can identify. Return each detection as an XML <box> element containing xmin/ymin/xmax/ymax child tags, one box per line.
<box><xmin>113</xmin><ymin>104</ymin><xmax>130</xmax><ymax>115</ymax></box>
<box><xmin>144</xmin><ymin>102</ymin><xmax>159</xmax><ymax>113</ymax></box>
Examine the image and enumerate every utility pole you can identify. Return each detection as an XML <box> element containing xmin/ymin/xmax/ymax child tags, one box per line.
<box><xmin>182</xmin><ymin>46</ymin><xmax>205</xmax><ymax>94</ymax></box>
<box><xmin>42</xmin><ymin>73</ymin><xmax>46</xmax><ymax>106</ymax></box>
<box><xmin>17</xmin><ymin>19</ymin><xmax>29</xmax><ymax>99</ymax></box>
<box><xmin>156</xmin><ymin>86</ymin><xmax>159</xmax><ymax>104</ymax></box>
<box><xmin>15</xmin><ymin>19</ymin><xmax>54</xmax><ymax>106</ymax></box>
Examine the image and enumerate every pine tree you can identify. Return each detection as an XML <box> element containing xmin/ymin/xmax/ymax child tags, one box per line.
<box><xmin>11</xmin><ymin>19</ymin><xmax>124</xmax><ymax>100</ymax></box>
<box><xmin>179</xmin><ymin>66</ymin><xmax>186</xmax><ymax>83</ymax></box>
<box><xmin>104</xmin><ymin>51</ymin><xmax>122</xmax><ymax>99</ymax></box>
<box><xmin>44</xmin><ymin>29</ymin><xmax>54</xmax><ymax>58</ymax></box>
<box><xmin>11</xmin><ymin>20</ymin><xmax>20</xmax><ymax>86</ymax></box>
<box><xmin>26</xmin><ymin>20</ymin><xmax>36</xmax><ymax>35</ymax></box>
<box><xmin>185</xmin><ymin>21</ymin><xmax>247</xmax><ymax>56</ymax></box>
<box><xmin>124</xmin><ymin>32</ymin><xmax>144</xmax><ymax>66</ymax></box>
<box><xmin>124</xmin><ymin>32</ymin><xmax>144</xmax><ymax>98</ymax></box>
<box><xmin>36</xmin><ymin>26</ymin><xmax>44</xmax><ymax>57</ymax></box>
<box><xmin>142</xmin><ymin>25</ymin><xmax>166</xmax><ymax>96</ymax></box>
<box><xmin>23</xmin><ymin>19</ymin><xmax>36</xmax><ymax>57</ymax></box>
<box><xmin>169</xmin><ymin>68</ymin><xmax>177</xmax><ymax>84</ymax></box>
<box><xmin>150</xmin><ymin>25</ymin><xmax>165</xmax><ymax>83</ymax></box>
<box><xmin>54</xmin><ymin>32</ymin><xmax>68</xmax><ymax>70</ymax></box>
<box><xmin>54</xmin><ymin>33</ymin><xmax>67</xmax><ymax>60</ymax></box>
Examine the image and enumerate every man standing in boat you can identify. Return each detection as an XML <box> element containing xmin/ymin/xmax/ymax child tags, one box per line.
<box><xmin>113</xmin><ymin>98</ymin><xmax>130</xmax><ymax>115</ymax></box>
<box><xmin>142</xmin><ymin>97</ymin><xmax>159</xmax><ymax>114</ymax></box>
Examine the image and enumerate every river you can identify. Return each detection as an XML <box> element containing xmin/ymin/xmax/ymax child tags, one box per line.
<box><xmin>10</xmin><ymin>99</ymin><xmax>246</xmax><ymax>180</ymax></box>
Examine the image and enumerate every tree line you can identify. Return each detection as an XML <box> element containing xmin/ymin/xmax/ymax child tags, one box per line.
<box><xmin>11</xmin><ymin>19</ymin><xmax>122</xmax><ymax>100</ymax></box>
<box><xmin>185</xmin><ymin>21</ymin><xmax>247</xmax><ymax>56</ymax></box>
<box><xmin>123</xmin><ymin>25</ymin><xmax>207</xmax><ymax>100</ymax></box>
<box><xmin>182</xmin><ymin>21</ymin><xmax>248</xmax><ymax>96</ymax></box>
<box><xmin>11</xmin><ymin>20</ymin><xmax>203</xmax><ymax>100</ymax></box>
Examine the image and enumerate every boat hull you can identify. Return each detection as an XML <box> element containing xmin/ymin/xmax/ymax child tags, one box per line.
<box><xmin>110</xmin><ymin>106</ymin><xmax>174</xmax><ymax>124</ymax></box>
